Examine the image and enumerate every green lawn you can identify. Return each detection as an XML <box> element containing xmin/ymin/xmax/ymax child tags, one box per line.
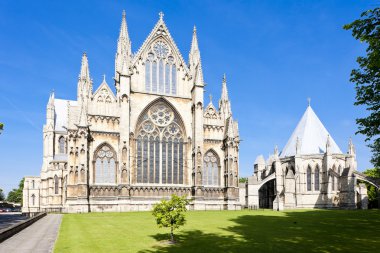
<box><xmin>54</xmin><ymin>209</ymin><xmax>380</xmax><ymax>253</ymax></box>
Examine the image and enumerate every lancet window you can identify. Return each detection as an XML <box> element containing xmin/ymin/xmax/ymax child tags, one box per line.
<box><xmin>136</xmin><ymin>102</ymin><xmax>184</xmax><ymax>184</ymax></box>
<box><xmin>54</xmin><ymin>175</ymin><xmax>59</xmax><ymax>194</ymax></box>
<box><xmin>94</xmin><ymin>144</ymin><xmax>116</xmax><ymax>184</ymax></box>
<box><xmin>31</xmin><ymin>194</ymin><xmax>35</xmax><ymax>206</ymax></box>
<box><xmin>145</xmin><ymin>41</ymin><xmax>177</xmax><ymax>95</ymax></box>
<box><xmin>59</xmin><ymin>136</ymin><xmax>65</xmax><ymax>154</ymax></box>
<box><xmin>314</xmin><ymin>166</ymin><xmax>320</xmax><ymax>191</ymax></box>
<box><xmin>202</xmin><ymin>151</ymin><xmax>220</xmax><ymax>186</ymax></box>
<box><xmin>307</xmin><ymin>166</ymin><xmax>312</xmax><ymax>191</ymax></box>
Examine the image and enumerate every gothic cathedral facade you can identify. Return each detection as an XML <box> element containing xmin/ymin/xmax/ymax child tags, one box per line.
<box><xmin>22</xmin><ymin>12</ymin><xmax>241</xmax><ymax>213</ymax></box>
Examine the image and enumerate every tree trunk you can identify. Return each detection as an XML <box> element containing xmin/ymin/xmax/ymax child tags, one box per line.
<box><xmin>170</xmin><ymin>226</ymin><xmax>174</xmax><ymax>242</ymax></box>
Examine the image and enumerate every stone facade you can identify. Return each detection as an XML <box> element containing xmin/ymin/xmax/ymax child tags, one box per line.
<box><xmin>241</xmin><ymin>105</ymin><xmax>368</xmax><ymax>210</ymax></box>
<box><xmin>23</xmin><ymin>12</ymin><xmax>240</xmax><ymax>213</ymax></box>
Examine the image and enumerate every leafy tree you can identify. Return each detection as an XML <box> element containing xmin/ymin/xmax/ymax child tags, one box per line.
<box><xmin>0</xmin><ymin>188</ymin><xmax>5</xmax><ymax>201</ymax></box>
<box><xmin>361</xmin><ymin>168</ymin><xmax>380</xmax><ymax>208</ymax></box>
<box><xmin>7</xmin><ymin>178</ymin><xmax>24</xmax><ymax>204</ymax></box>
<box><xmin>152</xmin><ymin>194</ymin><xmax>190</xmax><ymax>242</ymax></box>
<box><xmin>344</xmin><ymin>8</ymin><xmax>380</xmax><ymax>167</ymax></box>
<box><xmin>239</xmin><ymin>177</ymin><xmax>248</xmax><ymax>183</ymax></box>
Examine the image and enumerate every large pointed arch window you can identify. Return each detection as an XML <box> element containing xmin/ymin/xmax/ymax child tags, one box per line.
<box><xmin>94</xmin><ymin>144</ymin><xmax>117</xmax><ymax>184</ymax></box>
<box><xmin>203</xmin><ymin>151</ymin><xmax>220</xmax><ymax>186</ymax></box>
<box><xmin>136</xmin><ymin>102</ymin><xmax>185</xmax><ymax>184</ymax></box>
<box><xmin>145</xmin><ymin>41</ymin><xmax>177</xmax><ymax>95</ymax></box>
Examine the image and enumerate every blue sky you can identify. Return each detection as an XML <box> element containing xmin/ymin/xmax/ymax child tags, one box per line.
<box><xmin>0</xmin><ymin>0</ymin><xmax>374</xmax><ymax>194</ymax></box>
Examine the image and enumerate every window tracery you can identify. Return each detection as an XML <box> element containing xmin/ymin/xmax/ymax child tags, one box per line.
<box><xmin>96</xmin><ymin>88</ymin><xmax>112</xmax><ymax>103</ymax></box>
<box><xmin>94</xmin><ymin>145</ymin><xmax>116</xmax><ymax>184</ymax></box>
<box><xmin>136</xmin><ymin>102</ymin><xmax>184</xmax><ymax>184</ymax></box>
<box><xmin>202</xmin><ymin>151</ymin><xmax>219</xmax><ymax>186</ymax></box>
<box><xmin>145</xmin><ymin>41</ymin><xmax>177</xmax><ymax>95</ymax></box>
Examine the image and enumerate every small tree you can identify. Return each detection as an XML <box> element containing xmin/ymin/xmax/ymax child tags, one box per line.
<box><xmin>7</xmin><ymin>178</ymin><xmax>24</xmax><ymax>204</ymax></box>
<box><xmin>152</xmin><ymin>194</ymin><xmax>190</xmax><ymax>243</ymax></box>
<box><xmin>0</xmin><ymin>188</ymin><xmax>5</xmax><ymax>201</ymax></box>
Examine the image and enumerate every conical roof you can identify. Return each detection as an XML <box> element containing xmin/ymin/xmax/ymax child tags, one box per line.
<box><xmin>280</xmin><ymin>105</ymin><xmax>342</xmax><ymax>157</ymax></box>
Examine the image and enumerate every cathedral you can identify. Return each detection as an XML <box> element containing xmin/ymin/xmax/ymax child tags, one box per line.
<box><xmin>22</xmin><ymin>12</ymin><xmax>240</xmax><ymax>213</ymax></box>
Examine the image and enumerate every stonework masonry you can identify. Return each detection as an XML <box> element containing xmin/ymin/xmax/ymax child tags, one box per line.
<box><xmin>23</xmin><ymin>12</ymin><xmax>240</xmax><ymax>213</ymax></box>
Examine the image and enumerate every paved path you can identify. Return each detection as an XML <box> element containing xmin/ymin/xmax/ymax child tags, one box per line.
<box><xmin>0</xmin><ymin>214</ymin><xmax>62</xmax><ymax>253</ymax></box>
<box><xmin>0</xmin><ymin>213</ymin><xmax>28</xmax><ymax>230</ymax></box>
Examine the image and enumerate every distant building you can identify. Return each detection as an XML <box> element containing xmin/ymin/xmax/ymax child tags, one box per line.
<box><xmin>22</xmin><ymin>12</ymin><xmax>240</xmax><ymax>213</ymax></box>
<box><xmin>241</xmin><ymin>104</ymin><xmax>370</xmax><ymax>210</ymax></box>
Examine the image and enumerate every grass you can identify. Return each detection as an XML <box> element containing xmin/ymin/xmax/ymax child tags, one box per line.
<box><xmin>54</xmin><ymin>209</ymin><xmax>380</xmax><ymax>253</ymax></box>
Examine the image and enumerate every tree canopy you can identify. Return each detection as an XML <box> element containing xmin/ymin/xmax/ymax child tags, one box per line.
<box><xmin>152</xmin><ymin>194</ymin><xmax>190</xmax><ymax>242</ymax></box>
<box><xmin>361</xmin><ymin>168</ymin><xmax>380</xmax><ymax>208</ymax></box>
<box><xmin>7</xmin><ymin>178</ymin><xmax>24</xmax><ymax>204</ymax></box>
<box><xmin>344</xmin><ymin>8</ymin><xmax>380</xmax><ymax>167</ymax></box>
<box><xmin>0</xmin><ymin>188</ymin><xmax>5</xmax><ymax>201</ymax></box>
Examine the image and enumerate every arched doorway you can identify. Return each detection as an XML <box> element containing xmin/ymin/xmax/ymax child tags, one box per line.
<box><xmin>259</xmin><ymin>178</ymin><xmax>276</xmax><ymax>209</ymax></box>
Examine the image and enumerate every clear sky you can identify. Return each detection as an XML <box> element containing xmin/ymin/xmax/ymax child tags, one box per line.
<box><xmin>0</xmin><ymin>0</ymin><xmax>375</xmax><ymax>194</ymax></box>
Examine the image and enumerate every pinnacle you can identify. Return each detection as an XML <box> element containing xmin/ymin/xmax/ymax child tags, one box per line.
<box><xmin>80</xmin><ymin>52</ymin><xmax>90</xmax><ymax>80</ymax></box>
<box><xmin>221</xmin><ymin>73</ymin><xmax>229</xmax><ymax>101</ymax></box>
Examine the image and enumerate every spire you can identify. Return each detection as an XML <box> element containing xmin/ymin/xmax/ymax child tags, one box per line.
<box><xmin>46</xmin><ymin>91</ymin><xmax>55</xmax><ymax>122</ymax></box>
<box><xmin>348</xmin><ymin>137</ymin><xmax>356</xmax><ymax>155</ymax></box>
<box><xmin>274</xmin><ymin>145</ymin><xmax>279</xmax><ymax>157</ymax></box>
<box><xmin>326</xmin><ymin>134</ymin><xmax>331</xmax><ymax>153</ymax></box>
<box><xmin>190</xmin><ymin>26</ymin><xmax>199</xmax><ymax>54</ymax></box>
<box><xmin>48</xmin><ymin>90</ymin><xmax>55</xmax><ymax>107</ymax></box>
<box><xmin>115</xmin><ymin>10</ymin><xmax>132</xmax><ymax>76</ymax></box>
<box><xmin>77</xmin><ymin>101</ymin><xmax>89</xmax><ymax>127</ymax></box>
<box><xmin>219</xmin><ymin>74</ymin><xmax>232</xmax><ymax>120</ymax></box>
<box><xmin>189</xmin><ymin>25</ymin><xmax>204</xmax><ymax>86</ymax></box>
<box><xmin>221</xmin><ymin>73</ymin><xmax>229</xmax><ymax>101</ymax></box>
<box><xmin>79</xmin><ymin>53</ymin><xmax>90</xmax><ymax>80</ymax></box>
<box><xmin>77</xmin><ymin>53</ymin><xmax>92</xmax><ymax>101</ymax></box>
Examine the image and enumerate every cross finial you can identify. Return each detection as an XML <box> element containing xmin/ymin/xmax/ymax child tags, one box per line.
<box><xmin>307</xmin><ymin>97</ymin><xmax>311</xmax><ymax>107</ymax></box>
<box><xmin>102</xmin><ymin>74</ymin><xmax>106</xmax><ymax>82</ymax></box>
<box><xmin>159</xmin><ymin>11</ymin><xmax>164</xmax><ymax>20</ymax></box>
<box><xmin>209</xmin><ymin>94</ymin><xmax>213</xmax><ymax>103</ymax></box>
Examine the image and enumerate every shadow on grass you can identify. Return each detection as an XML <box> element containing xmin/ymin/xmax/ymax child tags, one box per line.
<box><xmin>139</xmin><ymin>210</ymin><xmax>380</xmax><ymax>253</ymax></box>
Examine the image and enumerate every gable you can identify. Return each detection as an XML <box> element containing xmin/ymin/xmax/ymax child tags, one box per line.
<box><xmin>93</xmin><ymin>81</ymin><xmax>116</xmax><ymax>104</ymax></box>
<box><xmin>131</xmin><ymin>18</ymin><xmax>190</xmax><ymax>77</ymax></box>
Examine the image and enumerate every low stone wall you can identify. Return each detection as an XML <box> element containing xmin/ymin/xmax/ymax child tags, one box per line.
<box><xmin>0</xmin><ymin>212</ymin><xmax>46</xmax><ymax>243</ymax></box>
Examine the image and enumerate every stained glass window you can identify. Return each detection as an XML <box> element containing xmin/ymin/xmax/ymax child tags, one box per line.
<box><xmin>307</xmin><ymin>166</ymin><xmax>312</xmax><ymax>191</ymax></box>
<box><xmin>136</xmin><ymin>102</ymin><xmax>184</xmax><ymax>184</ymax></box>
